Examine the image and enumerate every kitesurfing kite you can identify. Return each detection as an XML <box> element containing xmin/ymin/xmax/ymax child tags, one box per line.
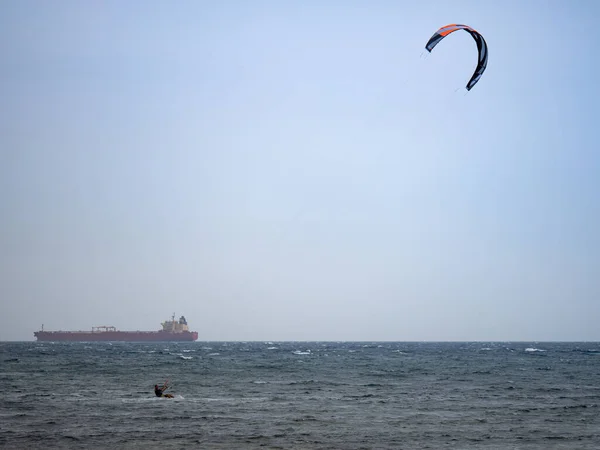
<box><xmin>425</xmin><ymin>24</ymin><xmax>488</xmax><ymax>91</ymax></box>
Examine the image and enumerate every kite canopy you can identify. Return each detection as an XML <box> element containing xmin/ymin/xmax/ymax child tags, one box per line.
<box><xmin>425</xmin><ymin>24</ymin><xmax>488</xmax><ymax>91</ymax></box>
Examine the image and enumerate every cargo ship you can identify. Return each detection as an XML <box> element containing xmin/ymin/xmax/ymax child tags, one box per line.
<box><xmin>34</xmin><ymin>315</ymin><xmax>198</xmax><ymax>342</ymax></box>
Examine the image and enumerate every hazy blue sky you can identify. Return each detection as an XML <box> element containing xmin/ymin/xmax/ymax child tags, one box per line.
<box><xmin>1</xmin><ymin>1</ymin><xmax>598</xmax><ymax>341</ymax></box>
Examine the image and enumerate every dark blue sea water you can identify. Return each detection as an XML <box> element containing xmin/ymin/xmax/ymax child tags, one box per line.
<box><xmin>1</xmin><ymin>341</ymin><xmax>599</xmax><ymax>449</ymax></box>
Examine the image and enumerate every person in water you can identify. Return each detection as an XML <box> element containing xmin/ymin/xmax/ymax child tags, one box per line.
<box><xmin>154</xmin><ymin>383</ymin><xmax>168</xmax><ymax>397</ymax></box>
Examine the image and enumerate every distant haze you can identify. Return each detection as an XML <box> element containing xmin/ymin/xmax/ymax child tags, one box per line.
<box><xmin>1</xmin><ymin>1</ymin><xmax>598</xmax><ymax>341</ymax></box>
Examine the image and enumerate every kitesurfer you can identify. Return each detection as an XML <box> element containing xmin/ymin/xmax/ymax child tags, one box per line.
<box><xmin>154</xmin><ymin>383</ymin><xmax>168</xmax><ymax>397</ymax></box>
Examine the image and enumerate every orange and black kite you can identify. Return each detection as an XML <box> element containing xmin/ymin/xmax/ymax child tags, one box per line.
<box><xmin>425</xmin><ymin>24</ymin><xmax>488</xmax><ymax>91</ymax></box>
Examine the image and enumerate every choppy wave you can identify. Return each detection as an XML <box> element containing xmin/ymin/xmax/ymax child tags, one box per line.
<box><xmin>1</xmin><ymin>341</ymin><xmax>599</xmax><ymax>449</ymax></box>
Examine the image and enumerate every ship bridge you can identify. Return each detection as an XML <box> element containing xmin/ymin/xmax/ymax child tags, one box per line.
<box><xmin>161</xmin><ymin>314</ymin><xmax>190</xmax><ymax>332</ymax></box>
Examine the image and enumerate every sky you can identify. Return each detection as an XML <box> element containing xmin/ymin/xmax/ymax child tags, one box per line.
<box><xmin>1</xmin><ymin>0</ymin><xmax>599</xmax><ymax>341</ymax></box>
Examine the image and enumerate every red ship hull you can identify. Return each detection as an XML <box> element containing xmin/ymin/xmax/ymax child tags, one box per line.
<box><xmin>34</xmin><ymin>330</ymin><xmax>198</xmax><ymax>342</ymax></box>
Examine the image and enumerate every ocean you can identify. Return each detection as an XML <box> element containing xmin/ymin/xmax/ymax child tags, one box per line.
<box><xmin>1</xmin><ymin>341</ymin><xmax>599</xmax><ymax>449</ymax></box>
